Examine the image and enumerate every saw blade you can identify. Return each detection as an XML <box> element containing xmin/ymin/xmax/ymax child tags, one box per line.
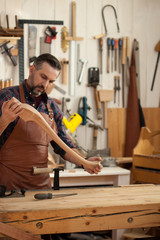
<box><xmin>28</xmin><ymin>24</ymin><xmax>37</xmax><ymax>65</ymax></box>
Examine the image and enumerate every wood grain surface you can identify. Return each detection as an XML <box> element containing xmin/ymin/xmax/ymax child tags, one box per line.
<box><xmin>0</xmin><ymin>185</ymin><xmax>160</xmax><ymax>236</ymax></box>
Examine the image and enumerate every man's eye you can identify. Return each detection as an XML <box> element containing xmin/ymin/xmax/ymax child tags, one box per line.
<box><xmin>42</xmin><ymin>75</ymin><xmax>47</xmax><ymax>80</ymax></box>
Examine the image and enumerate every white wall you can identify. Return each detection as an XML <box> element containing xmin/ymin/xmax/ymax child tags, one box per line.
<box><xmin>0</xmin><ymin>0</ymin><xmax>160</xmax><ymax>152</ymax></box>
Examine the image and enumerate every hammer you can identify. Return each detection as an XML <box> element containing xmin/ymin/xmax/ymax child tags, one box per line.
<box><xmin>89</xmin><ymin>123</ymin><xmax>104</xmax><ymax>150</ymax></box>
<box><xmin>88</xmin><ymin>67</ymin><xmax>103</xmax><ymax>120</ymax></box>
<box><xmin>33</xmin><ymin>166</ymin><xmax>64</xmax><ymax>190</ymax></box>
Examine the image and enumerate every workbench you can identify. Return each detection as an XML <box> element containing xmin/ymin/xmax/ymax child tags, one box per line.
<box><xmin>0</xmin><ymin>185</ymin><xmax>160</xmax><ymax>240</ymax></box>
<box><xmin>50</xmin><ymin>166</ymin><xmax>131</xmax><ymax>187</ymax></box>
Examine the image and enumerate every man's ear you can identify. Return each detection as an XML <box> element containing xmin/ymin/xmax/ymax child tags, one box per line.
<box><xmin>29</xmin><ymin>65</ymin><xmax>35</xmax><ymax>75</ymax></box>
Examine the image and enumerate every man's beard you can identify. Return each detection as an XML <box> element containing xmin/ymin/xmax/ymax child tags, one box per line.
<box><xmin>30</xmin><ymin>85</ymin><xmax>45</xmax><ymax>96</ymax></box>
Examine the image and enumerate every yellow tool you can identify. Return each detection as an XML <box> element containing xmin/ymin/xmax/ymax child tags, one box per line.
<box><xmin>63</xmin><ymin>113</ymin><xmax>82</xmax><ymax>134</ymax></box>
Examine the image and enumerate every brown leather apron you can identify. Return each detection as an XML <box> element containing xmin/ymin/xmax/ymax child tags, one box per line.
<box><xmin>0</xmin><ymin>83</ymin><xmax>58</xmax><ymax>191</ymax></box>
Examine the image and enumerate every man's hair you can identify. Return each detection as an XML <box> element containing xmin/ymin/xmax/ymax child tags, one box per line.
<box><xmin>33</xmin><ymin>53</ymin><xmax>61</xmax><ymax>71</ymax></box>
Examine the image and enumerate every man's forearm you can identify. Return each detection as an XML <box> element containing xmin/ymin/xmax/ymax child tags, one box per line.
<box><xmin>64</xmin><ymin>148</ymin><xmax>85</xmax><ymax>167</ymax></box>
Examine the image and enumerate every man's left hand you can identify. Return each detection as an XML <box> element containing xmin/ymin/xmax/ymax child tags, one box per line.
<box><xmin>84</xmin><ymin>156</ymin><xmax>103</xmax><ymax>174</ymax></box>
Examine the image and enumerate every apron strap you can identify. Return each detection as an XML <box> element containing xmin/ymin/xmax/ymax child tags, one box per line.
<box><xmin>19</xmin><ymin>83</ymin><xmax>26</xmax><ymax>103</ymax></box>
<box><xmin>47</xmin><ymin>102</ymin><xmax>54</xmax><ymax>121</ymax></box>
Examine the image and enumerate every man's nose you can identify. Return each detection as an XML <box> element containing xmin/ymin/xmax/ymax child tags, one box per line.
<box><xmin>42</xmin><ymin>80</ymin><xmax>49</xmax><ymax>89</ymax></box>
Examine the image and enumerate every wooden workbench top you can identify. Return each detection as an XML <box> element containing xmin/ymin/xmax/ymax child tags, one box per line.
<box><xmin>0</xmin><ymin>184</ymin><xmax>160</xmax><ymax>235</ymax></box>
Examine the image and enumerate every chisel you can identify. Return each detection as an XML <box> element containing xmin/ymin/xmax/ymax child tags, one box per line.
<box><xmin>99</xmin><ymin>38</ymin><xmax>103</xmax><ymax>74</ymax></box>
<box><xmin>111</xmin><ymin>38</ymin><xmax>115</xmax><ymax>72</ymax></box>
<box><xmin>34</xmin><ymin>193</ymin><xmax>77</xmax><ymax>200</ymax></box>
<box><xmin>107</xmin><ymin>38</ymin><xmax>111</xmax><ymax>73</ymax></box>
<box><xmin>118</xmin><ymin>38</ymin><xmax>122</xmax><ymax>73</ymax></box>
<box><xmin>121</xmin><ymin>37</ymin><xmax>126</xmax><ymax>107</ymax></box>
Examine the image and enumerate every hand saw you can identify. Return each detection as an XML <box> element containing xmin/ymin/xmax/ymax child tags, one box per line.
<box><xmin>28</xmin><ymin>24</ymin><xmax>37</xmax><ymax>65</ymax></box>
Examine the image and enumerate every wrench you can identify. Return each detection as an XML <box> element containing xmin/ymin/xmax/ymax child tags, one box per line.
<box><xmin>77</xmin><ymin>59</ymin><xmax>88</xmax><ymax>84</ymax></box>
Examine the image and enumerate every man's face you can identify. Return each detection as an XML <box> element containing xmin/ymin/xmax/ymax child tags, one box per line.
<box><xmin>27</xmin><ymin>62</ymin><xmax>60</xmax><ymax>96</ymax></box>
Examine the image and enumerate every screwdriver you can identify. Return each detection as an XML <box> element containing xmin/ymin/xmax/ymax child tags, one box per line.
<box><xmin>34</xmin><ymin>192</ymin><xmax>77</xmax><ymax>200</ymax></box>
<box><xmin>118</xmin><ymin>38</ymin><xmax>122</xmax><ymax>73</ymax></box>
<box><xmin>111</xmin><ymin>38</ymin><xmax>115</xmax><ymax>72</ymax></box>
<box><xmin>114</xmin><ymin>39</ymin><xmax>118</xmax><ymax>71</ymax></box>
<box><xmin>107</xmin><ymin>38</ymin><xmax>111</xmax><ymax>73</ymax></box>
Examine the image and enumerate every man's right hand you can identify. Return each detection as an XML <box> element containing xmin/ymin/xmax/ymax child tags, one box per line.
<box><xmin>0</xmin><ymin>98</ymin><xmax>24</xmax><ymax>134</ymax></box>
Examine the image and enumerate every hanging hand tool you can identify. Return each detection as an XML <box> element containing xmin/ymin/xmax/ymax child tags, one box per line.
<box><xmin>150</xmin><ymin>40</ymin><xmax>160</xmax><ymax>91</ymax></box>
<box><xmin>117</xmin><ymin>76</ymin><xmax>121</xmax><ymax>106</ymax></box>
<box><xmin>114</xmin><ymin>39</ymin><xmax>118</xmax><ymax>71</ymax></box>
<box><xmin>0</xmin><ymin>41</ymin><xmax>17</xmax><ymax>66</ymax></box>
<box><xmin>61</xmin><ymin>58</ymin><xmax>70</xmax><ymax>85</ymax></box>
<box><xmin>62</xmin><ymin>97</ymin><xmax>71</xmax><ymax>117</ymax></box>
<box><xmin>111</xmin><ymin>38</ymin><xmax>115</xmax><ymax>72</ymax></box>
<box><xmin>102</xmin><ymin>5</ymin><xmax>120</xmax><ymax>35</ymax></box>
<box><xmin>46</xmin><ymin>83</ymin><xmax>66</xmax><ymax>95</ymax></box>
<box><xmin>64</xmin><ymin>1</ymin><xmax>84</xmax><ymax>96</ymax></box>
<box><xmin>114</xmin><ymin>76</ymin><xmax>117</xmax><ymax>104</ymax></box>
<box><xmin>40</xmin><ymin>36</ymin><xmax>50</xmax><ymax>55</ymax></box>
<box><xmin>126</xmin><ymin>36</ymin><xmax>130</xmax><ymax>86</ymax></box>
<box><xmin>93</xmin><ymin>35</ymin><xmax>105</xmax><ymax>74</ymax></box>
<box><xmin>98</xmin><ymin>38</ymin><xmax>103</xmax><ymax>74</ymax></box>
<box><xmin>93</xmin><ymin>33</ymin><xmax>106</xmax><ymax>39</ymax></box>
<box><xmin>114</xmin><ymin>76</ymin><xmax>121</xmax><ymax>105</ymax></box>
<box><xmin>88</xmin><ymin>67</ymin><xmax>102</xmax><ymax>120</ymax></box>
<box><xmin>34</xmin><ymin>192</ymin><xmax>77</xmax><ymax>200</ymax></box>
<box><xmin>121</xmin><ymin>37</ymin><xmax>126</xmax><ymax>107</ymax></box>
<box><xmin>63</xmin><ymin>113</ymin><xmax>82</xmax><ymax>134</ymax></box>
<box><xmin>107</xmin><ymin>38</ymin><xmax>111</xmax><ymax>73</ymax></box>
<box><xmin>98</xmin><ymin>89</ymin><xmax>114</xmax><ymax>129</ymax></box>
<box><xmin>77</xmin><ymin>59</ymin><xmax>88</xmax><ymax>84</ymax></box>
<box><xmin>134</xmin><ymin>39</ymin><xmax>140</xmax><ymax>98</ymax></box>
<box><xmin>118</xmin><ymin>38</ymin><xmax>122</xmax><ymax>73</ymax></box>
<box><xmin>44</xmin><ymin>26</ymin><xmax>57</xmax><ymax>44</ymax></box>
<box><xmin>61</xmin><ymin>26</ymin><xmax>69</xmax><ymax>53</ymax></box>
<box><xmin>78</xmin><ymin>97</ymin><xmax>94</xmax><ymax>125</ymax></box>
<box><xmin>87</xmin><ymin>123</ymin><xmax>110</xmax><ymax>159</ymax></box>
<box><xmin>88</xmin><ymin>123</ymin><xmax>104</xmax><ymax>150</ymax></box>
<box><xmin>28</xmin><ymin>24</ymin><xmax>37</xmax><ymax>65</ymax></box>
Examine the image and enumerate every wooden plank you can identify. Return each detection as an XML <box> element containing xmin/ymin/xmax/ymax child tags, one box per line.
<box><xmin>108</xmin><ymin>108</ymin><xmax>126</xmax><ymax>157</ymax></box>
<box><xmin>0</xmin><ymin>222</ymin><xmax>41</xmax><ymax>240</ymax></box>
<box><xmin>0</xmin><ymin>185</ymin><xmax>160</xmax><ymax>236</ymax></box>
<box><xmin>99</xmin><ymin>89</ymin><xmax>114</xmax><ymax>102</ymax></box>
<box><xmin>132</xmin><ymin>169</ymin><xmax>160</xmax><ymax>184</ymax></box>
<box><xmin>108</xmin><ymin>108</ymin><xmax>160</xmax><ymax>157</ymax></box>
<box><xmin>133</xmin><ymin>155</ymin><xmax>160</xmax><ymax>170</ymax></box>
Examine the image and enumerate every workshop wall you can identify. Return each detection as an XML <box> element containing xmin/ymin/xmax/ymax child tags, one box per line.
<box><xmin>0</xmin><ymin>0</ymin><xmax>160</xmax><ymax>154</ymax></box>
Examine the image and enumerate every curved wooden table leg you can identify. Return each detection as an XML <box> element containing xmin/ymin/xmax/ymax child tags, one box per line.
<box><xmin>14</xmin><ymin>98</ymin><xmax>101</xmax><ymax>172</ymax></box>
